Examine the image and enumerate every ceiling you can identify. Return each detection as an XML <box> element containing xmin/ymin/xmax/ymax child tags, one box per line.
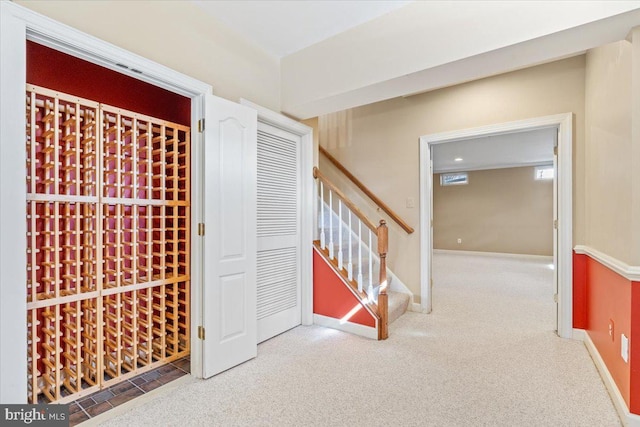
<box><xmin>192</xmin><ymin>0</ymin><xmax>413</xmax><ymax>57</ymax></box>
<box><xmin>432</xmin><ymin>127</ymin><xmax>557</xmax><ymax>173</ymax></box>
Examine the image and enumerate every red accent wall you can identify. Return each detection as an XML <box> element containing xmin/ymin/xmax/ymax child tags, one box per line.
<box><xmin>573</xmin><ymin>252</ymin><xmax>588</xmax><ymax>329</ymax></box>
<box><xmin>574</xmin><ymin>251</ymin><xmax>633</xmax><ymax>410</ymax></box>
<box><xmin>313</xmin><ymin>250</ymin><xmax>376</xmax><ymax>327</ymax></box>
<box><xmin>27</xmin><ymin>41</ymin><xmax>190</xmax><ymax>126</ymax></box>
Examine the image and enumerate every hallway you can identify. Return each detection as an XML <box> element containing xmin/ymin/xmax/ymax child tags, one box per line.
<box><xmin>95</xmin><ymin>253</ymin><xmax>620</xmax><ymax>426</ymax></box>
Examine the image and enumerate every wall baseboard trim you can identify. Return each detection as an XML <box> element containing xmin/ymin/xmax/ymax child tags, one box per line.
<box><xmin>574</xmin><ymin>245</ymin><xmax>640</xmax><ymax>282</ymax></box>
<box><xmin>409</xmin><ymin>302</ymin><xmax>426</xmax><ymax>313</ymax></box>
<box><xmin>575</xmin><ymin>329</ymin><xmax>640</xmax><ymax>426</ymax></box>
<box><xmin>433</xmin><ymin>249</ymin><xmax>553</xmax><ymax>262</ymax></box>
<box><xmin>313</xmin><ymin>314</ymin><xmax>378</xmax><ymax>340</ymax></box>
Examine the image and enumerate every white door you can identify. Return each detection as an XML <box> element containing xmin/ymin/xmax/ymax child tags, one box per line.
<box><xmin>202</xmin><ymin>94</ymin><xmax>257</xmax><ymax>378</ymax></box>
<box><xmin>256</xmin><ymin>122</ymin><xmax>302</xmax><ymax>343</ymax></box>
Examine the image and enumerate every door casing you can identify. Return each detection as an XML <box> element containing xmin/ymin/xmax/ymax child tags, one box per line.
<box><xmin>419</xmin><ymin>113</ymin><xmax>573</xmax><ymax>338</ymax></box>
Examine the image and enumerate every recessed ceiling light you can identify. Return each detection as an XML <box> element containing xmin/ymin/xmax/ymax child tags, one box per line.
<box><xmin>454</xmin><ymin>157</ymin><xmax>463</xmax><ymax>162</ymax></box>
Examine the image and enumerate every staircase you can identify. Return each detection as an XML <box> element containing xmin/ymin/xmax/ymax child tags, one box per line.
<box><xmin>388</xmin><ymin>290</ymin><xmax>410</xmax><ymax>324</ymax></box>
<box><xmin>313</xmin><ymin>167</ymin><xmax>410</xmax><ymax>339</ymax></box>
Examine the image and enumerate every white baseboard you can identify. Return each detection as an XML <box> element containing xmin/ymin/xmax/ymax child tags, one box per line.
<box><xmin>409</xmin><ymin>302</ymin><xmax>427</xmax><ymax>313</ymax></box>
<box><xmin>576</xmin><ymin>329</ymin><xmax>640</xmax><ymax>426</ymax></box>
<box><xmin>434</xmin><ymin>248</ymin><xmax>553</xmax><ymax>262</ymax></box>
<box><xmin>313</xmin><ymin>313</ymin><xmax>378</xmax><ymax>340</ymax></box>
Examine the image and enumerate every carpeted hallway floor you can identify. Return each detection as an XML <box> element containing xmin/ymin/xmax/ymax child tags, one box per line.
<box><xmin>96</xmin><ymin>252</ymin><xmax>620</xmax><ymax>426</ymax></box>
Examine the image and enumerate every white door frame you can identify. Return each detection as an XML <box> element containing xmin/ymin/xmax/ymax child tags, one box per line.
<box><xmin>0</xmin><ymin>1</ymin><xmax>212</xmax><ymax>402</ymax></box>
<box><xmin>240</xmin><ymin>99</ymin><xmax>314</xmax><ymax>326</ymax></box>
<box><xmin>419</xmin><ymin>113</ymin><xmax>573</xmax><ymax>339</ymax></box>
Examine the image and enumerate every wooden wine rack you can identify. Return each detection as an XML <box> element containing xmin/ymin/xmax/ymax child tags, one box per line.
<box><xmin>25</xmin><ymin>85</ymin><xmax>190</xmax><ymax>404</ymax></box>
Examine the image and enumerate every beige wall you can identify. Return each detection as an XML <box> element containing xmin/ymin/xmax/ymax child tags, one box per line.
<box><xmin>632</xmin><ymin>28</ymin><xmax>640</xmax><ymax>265</ymax></box>
<box><xmin>319</xmin><ymin>56</ymin><xmax>586</xmax><ymax>300</ymax></box>
<box><xmin>584</xmin><ymin>40</ymin><xmax>634</xmax><ymax>265</ymax></box>
<box><xmin>433</xmin><ymin>167</ymin><xmax>553</xmax><ymax>256</ymax></box>
<box><xmin>16</xmin><ymin>0</ymin><xmax>281</xmax><ymax>111</ymax></box>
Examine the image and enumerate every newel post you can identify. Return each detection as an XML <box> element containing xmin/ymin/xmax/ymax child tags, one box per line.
<box><xmin>377</xmin><ymin>220</ymin><xmax>389</xmax><ymax>340</ymax></box>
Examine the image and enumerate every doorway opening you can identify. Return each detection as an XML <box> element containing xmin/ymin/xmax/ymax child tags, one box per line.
<box><xmin>430</xmin><ymin>128</ymin><xmax>557</xmax><ymax>333</ymax></box>
<box><xmin>1</xmin><ymin>0</ymin><xmax>210</xmax><ymax>411</ymax></box>
<box><xmin>419</xmin><ymin>114</ymin><xmax>573</xmax><ymax>338</ymax></box>
<box><xmin>24</xmin><ymin>43</ymin><xmax>193</xmax><ymax>424</ymax></box>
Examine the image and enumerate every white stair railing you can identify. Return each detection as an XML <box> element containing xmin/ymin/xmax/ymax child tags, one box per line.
<box><xmin>317</xmin><ymin>189</ymin><xmax>380</xmax><ymax>300</ymax></box>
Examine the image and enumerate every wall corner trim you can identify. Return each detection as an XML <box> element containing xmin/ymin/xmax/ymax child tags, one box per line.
<box><xmin>578</xmin><ymin>330</ymin><xmax>640</xmax><ymax>426</ymax></box>
<box><xmin>574</xmin><ymin>245</ymin><xmax>640</xmax><ymax>282</ymax></box>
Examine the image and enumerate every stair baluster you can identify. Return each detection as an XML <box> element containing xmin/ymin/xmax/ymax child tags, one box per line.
<box><xmin>368</xmin><ymin>229</ymin><xmax>373</xmax><ymax>301</ymax></box>
<box><xmin>328</xmin><ymin>189</ymin><xmax>334</xmax><ymax>259</ymax></box>
<box><xmin>357</xmin><ymin>219</ymin><xmax>363</xmax><ymax>292</ymax></box>
<box><xmin>338</xmin><ymin>200</ymin><xmax>343</xmax><ymax>270</ymax></box>
<box><xmin>320</xmin><ymin>181</ymin><xmax>326</xmax><ymax>250</ymax></box>
<box><xmin>347</xmin><ymin>211</ymin><xmax>353</xmax><ymax>281</ymax></box>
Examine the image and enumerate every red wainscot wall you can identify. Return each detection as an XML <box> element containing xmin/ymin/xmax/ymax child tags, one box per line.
<box><xmin>573</xmin><ymin>250</ymin><xmax>640</xmax><ymax>413</ymax></box>
<box><xmin>313</xmin><ymin>250</ymin><xmax>376</xmax><ymax>327</ymax></box>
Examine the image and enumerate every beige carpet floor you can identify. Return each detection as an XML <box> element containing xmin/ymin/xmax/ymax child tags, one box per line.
<box><xmin>97</xmin><ymin>252</ymin><xmax>621</xmax><ymax>426</ymax></box>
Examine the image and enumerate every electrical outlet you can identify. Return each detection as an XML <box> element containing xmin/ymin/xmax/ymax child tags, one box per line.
<box><xmin>406</xmin><ymin>197</ymin><xmax>415</xmax><ymax>208</ymax></box>
<box><xmin>609</xmin><ymin>319</ymin><xmax>614</xmax><ymax>341</ymax></box>
<box><xmin>457</xmin><ymin>238</ymin><xmax>462</xmax><ymax>244</ymax></box>
<box><xmin>621</xmin><ymin>334</ymin><xmax>629</xmax><ymax>363</ymax></box>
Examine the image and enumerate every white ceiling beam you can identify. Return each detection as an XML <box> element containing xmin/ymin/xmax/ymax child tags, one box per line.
<box><xmin>281</xmin><ymin>2</ymin><xmax>640</xmax><ymax>119</ymax></box>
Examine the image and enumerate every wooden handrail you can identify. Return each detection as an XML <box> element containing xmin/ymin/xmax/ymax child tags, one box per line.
<box><xmin>314</xmin><ymin>167</ymin><xmax>378</xmax><ymax>232</ymax></box>
<box><xmin>319</xmin><ymin>146</ymin><xmax>414</xmax><ymax>234</ymax></box>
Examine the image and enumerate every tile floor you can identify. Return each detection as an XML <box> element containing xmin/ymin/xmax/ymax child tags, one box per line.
<box><xmin>69</xmin><ymin>356</ymin><xmax>190</xmax><ymax>426</ymax></box>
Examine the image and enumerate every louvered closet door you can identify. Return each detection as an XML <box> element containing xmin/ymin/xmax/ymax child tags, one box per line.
<box><xmin>257</xmin><ymin>122</ymin><xmax>301</xmax><ymax>343</ymax></box>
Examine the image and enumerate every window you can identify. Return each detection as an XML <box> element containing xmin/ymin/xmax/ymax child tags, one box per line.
<box><xmin>440</xmin><ymin>172</ymin><xmax>468</xmax><ymax>186</ymax></box>
<box><xmin>535</xmin><ymin>166</ymin><xmax>554</xmax><ymax>180</ymax></box>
